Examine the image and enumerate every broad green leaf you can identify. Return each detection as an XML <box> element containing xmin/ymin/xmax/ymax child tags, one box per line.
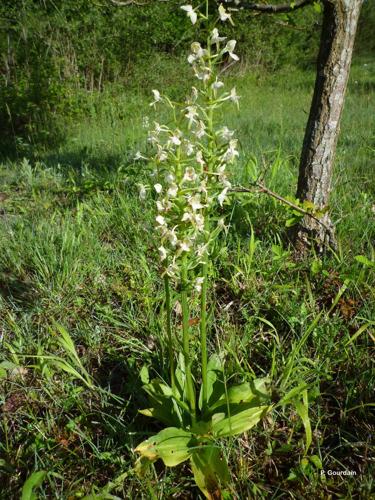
<box><xmin>212</xmin><ymin>405</ymin><xmax>270</xmax><ymax>438</ymax></box>
<box><xmin>138</xmin><ymin>405</ymin><xmax>181</xmax><ymax>427</ymax></box>
<box><xmin>190</xmin><ymin>446</ymin><xmax>230</xmax><ymax>499</ymax></box>
<box><xmin>135</xmin><ymin>427</ymin><xmax>196</xmax><ymax>467</ymax></box>
<box><xmin>142</xmin><ymin>379</ymin><xmax>186</xmax><ymax>426</ymax></box>
<box><xmin>209</xmin><ymin>378</ymin><xmax>270</xmax><ymax>414</ymax></box>
<box><xmin>21</xmin><ymin>471</ymin><xmax>47</xmax><ymax>500</ymax></box>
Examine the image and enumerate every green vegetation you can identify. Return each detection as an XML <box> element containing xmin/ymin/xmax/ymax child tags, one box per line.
<box><xmin>1</xmin><ymin>58</ymin><xmax>374</xmax><ymax>496</ymax></box>
<box><xmin>1</xmin><ymin>1</ymin><xmax>374</xmax><ymax>498</ymax></box>
<box><xmin>2</xmin><ymin>0</ymin><xmax>373</xmax><ymax>151</ymax></box>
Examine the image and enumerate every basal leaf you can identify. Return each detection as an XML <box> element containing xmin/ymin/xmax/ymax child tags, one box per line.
<box><xmin>209</xmin><ymin>378</ymin><xmax>270</xmax><ymax>414</ymax></box>
<box><xmin>190</xmin><ymin>446</ymin><xmax>230</xmax><ymax>499</ymax></box>
<box><xmin>135</xmin><ymin>427</ymin><xmax>196</xmax><ymax>467</ymax></box>
<box><xmin>212</xmin><ymin>405</ymin><xmax>270</xmax><ymax>438</ymax></box>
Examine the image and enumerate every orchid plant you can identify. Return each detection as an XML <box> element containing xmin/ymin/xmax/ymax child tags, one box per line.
<box><xmin>134</xmin><ymin>3</ymin><xmax>310</xmax><ymax>498</ymax></box>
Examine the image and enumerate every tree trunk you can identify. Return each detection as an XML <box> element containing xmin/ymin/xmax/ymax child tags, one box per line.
<box><xmin>292</xmin><ymin>0</ymin><xmax>363</xmax><ymax>254</ymax></box>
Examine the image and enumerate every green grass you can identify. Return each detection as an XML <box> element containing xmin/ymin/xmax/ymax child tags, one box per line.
<box><xmin>0</xmin><ymin>60</ymin><xmax>374</xmax><ymax>498</ymax></box>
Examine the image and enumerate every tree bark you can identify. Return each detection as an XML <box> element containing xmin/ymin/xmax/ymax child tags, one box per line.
<box><xmin>292</xmin><ymin>0</ymin><xmax>363</xmax><ymax>254</ymax></box>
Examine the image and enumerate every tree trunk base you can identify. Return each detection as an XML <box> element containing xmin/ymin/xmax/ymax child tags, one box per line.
<box><xmin>289</xmin><ymin>214</ymin><xmax>337</xmax><ymax>258</ymax></box>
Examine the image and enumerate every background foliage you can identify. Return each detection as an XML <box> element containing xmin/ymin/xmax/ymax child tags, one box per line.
<box><xmin>1</xmin><ymin>0</ymin><xmax>365</xmax><ymax>150</ymax></box>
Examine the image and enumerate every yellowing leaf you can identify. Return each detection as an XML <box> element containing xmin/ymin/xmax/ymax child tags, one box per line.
<box><xmin>135</xmin><ymin>427</ymin><xmax>196</xmax><ymax>467</ymax></box>
<box><xmin>190</xmin><ymin>446</ymin><xmax>230</xmax><ymax>499</ymax></box>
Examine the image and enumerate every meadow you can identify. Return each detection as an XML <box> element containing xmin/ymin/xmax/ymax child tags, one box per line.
<box><xmin>0</xmin><ymin>57</ymin><xmax>374</xmax><ymax>498</ymax></box>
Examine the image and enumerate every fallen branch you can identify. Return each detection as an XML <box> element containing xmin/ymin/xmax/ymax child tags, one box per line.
<box><xmin>231</xmin><ymin>182</ymin><xmax>331</xmax><ymax>232</ymax></box>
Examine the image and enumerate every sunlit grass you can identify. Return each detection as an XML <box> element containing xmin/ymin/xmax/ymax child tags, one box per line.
<box><xmin>0</xmin><ymin>60</ymin><xmax>374</xmax><ymax>498</ymax></box>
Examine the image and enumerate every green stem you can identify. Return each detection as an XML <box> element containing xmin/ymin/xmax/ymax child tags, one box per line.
<box><xmin>181</xmin><ymin>256</ymin><xmax>196</xmax><ymax>421</ymax></box>
<box><xmin>200</xmin><ymin>260</ymin><xmax>209</xmax><ymax>413</ymax></box>
<box><xmin>164</xmin><ymin>274</ymin><xmax>175</xmax><ymax>393</ymax></box>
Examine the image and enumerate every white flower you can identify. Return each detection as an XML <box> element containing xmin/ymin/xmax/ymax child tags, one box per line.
<box><xmin>182</xmin><ymin>211</ymin><xmax>204</xmax><ymax>231</ymax></box>
<box><xmin>212</xmin><ymin>79</ymin><xmax>224</xmax><ymax>90</ymax></box>
<box><xmin>198</xmin><ymin>180</ymin><xmax>207</xmax><ymax>195</ymax></box>
<box><xmin>211</xmin><ymin>28</ymin><xmax>226</xmax><ymax>44</ymax></box>
<box><xmin>218</xmin><ymin>187</ymin><xmax>229</xmax><ymax>207</ymax></box>
<box><xmin>222</xmin><ymin>177</ymin><xmax>232</xmax><ymax>189</ymax></box>
<box><xmin>158</xmin><ymin>246</ymin><xmax>167</xmax><ymax>261</ymax></box>
<box><xmin>154</xmin><ymin>183</ymin><xmax>163</xmax><ymax>194</ymax></box>
<box><xmin>197</xmin><ymin>243</ymin><xmax>208</xmax><ymax>258</ymax></box>
<box><xmin>218</xmin><ymin>126</ymin><xmax>234</xmax><ymax>141</ymax></box>
<box><xmin>188</xmin><ymin>43</ymin><xmax>208</xmax><ymax>64</ymax></box>
<box><xmin>181</xmin><ymin>5</ymin><xmax>197</xmax><ymax>25</ymax></box>
<box><xmin>156</xmin><ymin>200</ymin><xmax>163</xmax><ymax>212</ymax></box>
<box><xmin>194</xmin><ymin>213</ymin><xmax>205</xmax><ymax>231</ymax></box>
<box><xmin>182</xmin><ymin>211</ymin><xmax>192</xmax><ymax>223</ymax></box>
<box><xmin>218</xmin><ymin>4</ymin><xmax>232</xmax><ymax>23</ymax></box>
<box><xmin>167</xmin><ymin>184</ymin><xmax>178</xmax><ymax>198</ymax></box>
<box><xmin>229</xmin><ymin>87</ymin><xmax>240</xmax><ymax>106</ymax></box>
<box><xmin>224</xmin><ymin>40</ymin><xmax>239</xmax><ymax>61</ymax></box>
<box><xmin>185</xmin><ymin>106</ymin><xmax>198</xmax><ymax>127</ymax></box>
<box><xmin>218</xmin><ymin>218</ymin><xmax>229</xmax><ymax>233</ymax></box>
<box><xmin>223</xmin><ymin>139</ymin><xmax>239</xmax><ymax>162</ymax></box>
<box><xmin>188</xmin><ymin>54</ymin><xmax>196</xmax><ymax>64</ymax></box>
<box><xmin>196</xmin><ymin>150</ymin><xmax>205</xmax><ymax>167</ymax></box>
<box><xmin>156</xmin><ymin>215</ymin><xmax>166</xmax><ymax>226</ymax></box>
<box><xmin>156</xmin><ymin>146</ymin><xmax>168</xmax><ymax>162</ymax></box>
<box><xmin>182</xmin><ymin>167</ymin><xmax>197</xmax><ymax>183</ymax></box>
<box><xmin>157</xmin><ymin>199</ymin><xmax>172</xmax><ymax>212</ymax></box>
<box><xmin>165</xmin><ymin>261</ymin><xmax>179</xmax><ymax>278</ymax></box>
<box><xmin>191</xmin><ymin>42</ymin><xmax>206</xmax><ymax>57</ymax></box>
<box><xmin>150</xmin><ymin>89</ymin><xmax>161</xmax><ymax>106</ymax></box>
<box><xmin>134</xmin><ymin>151</ymin><xmax>147</xmax><ymax>161</ymax></box>
<box><xmin>185</xmin><ymin>141</ymin><xmax>194</xmax><ymax>156</ymax></box>
<box><xmin>166</xmin><ymin>228</ymin><xmax>178</xmax><ymax>246</ymax></box>
<box><xmin>194</xmin><ymin>277</ymin><xmax>205</xmax><ymax>293</ymax></box>
<box><xmin>194</xmin><ymin>120</ymin><xmax>206</xmax><ymax>139</ymax></box>
<box><xmin>188</xmin><ymin>194</ymin><xmax>204</xmax><ymax>211</ymax></box>
<box><xmin>147</xmin><ymin>134</ymin><xmax>159</xmax><ymax>145</ymax></box>
<box><xmin>170</xmin><ymin>134</ymin><xmax>181</xmax><ymax>146</ymax></box>
<box><xmin>179</xmin><ymin>240</ymin><xmax>191</xmax><ymax>253</ymax></box>
<box><xmin>165</xmin><ymin>173</ymin><xmax>175</xmax><ymax>184</ymax></box>
<box><xmin>194</xmin><ymin>66</ymin><xmax>211</xmax><ymax>82</ymax></box>
<box><xmin>138</xmin><ymin>184</ymin><xmax>147</xmax><ymax>200</ymax></box>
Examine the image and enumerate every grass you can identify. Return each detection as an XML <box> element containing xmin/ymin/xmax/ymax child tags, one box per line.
<box><xmin>0</xmin><ymin>58</ymin><xmax>374</xmax><ymax>498</ymax></box>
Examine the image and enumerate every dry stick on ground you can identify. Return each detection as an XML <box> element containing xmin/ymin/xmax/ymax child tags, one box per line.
<box><xmin>231</xmin><ymin>182</ymin><xmax>332</xmax><ymax>233</ymax></box>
